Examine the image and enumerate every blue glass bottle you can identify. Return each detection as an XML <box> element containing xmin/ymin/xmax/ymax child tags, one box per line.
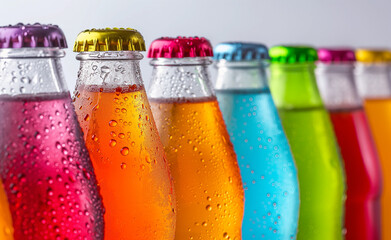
<box><xmin>214</xmin><ymin>42</ymin><xmax>300</xmax><ymax>239</ymax></box>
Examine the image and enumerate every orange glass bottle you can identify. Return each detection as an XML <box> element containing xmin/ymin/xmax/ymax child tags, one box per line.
<box><xmin>72</xmin><ymin>29</ymin><xmax>176</xmax><ymax>240</ymax></box>
<box><xmin>355</xmin><ymin>49</ymin><xmax>391</xmax><ymax>239</ymax></box>
<box><xmin>0</xmin><ymin>180</ymin><xmax>13</xmax><ymax>240</ymax></box>
<box><xmin>147</xmin><ymin>37</ymin><xmax>244</xmax><ymax>240</ymax></box>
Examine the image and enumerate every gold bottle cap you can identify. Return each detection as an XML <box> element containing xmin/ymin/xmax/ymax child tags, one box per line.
<box><xmin>355</xmin><ymin>49</ymin><xmax>391</xmax><ymax>63</ymax></box>
<box><xmin>73</xmin><ymin>28</ymin><xmax>146</xmax><ymax>52</ymax></box>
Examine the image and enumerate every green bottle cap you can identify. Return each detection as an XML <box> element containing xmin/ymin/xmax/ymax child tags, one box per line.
<box><xmin>269</xmin><ymin>45</ymin><xmax>318</xmax><ymax>63</ymax></box>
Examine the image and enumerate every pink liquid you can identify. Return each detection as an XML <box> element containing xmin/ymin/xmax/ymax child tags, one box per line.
<box><xmin>0</xmin><ymin>92</ymin><xmax>104</xmax><ymax>240</ymax></box>
<box><xmin>330</xmin><ymin>109</ymin><xmax>382</xmax><ymax>240</ymax></box>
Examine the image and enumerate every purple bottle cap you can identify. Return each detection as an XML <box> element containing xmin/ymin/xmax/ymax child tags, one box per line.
<box><xmin>317</xmin><ymin>48</ymin><xmax>356</xmax><ymax>63</ymax></box>
<box><xmin>0</xmin><ymin>23</ymin><xmax>67</xmax><ymax>49</ymax></box>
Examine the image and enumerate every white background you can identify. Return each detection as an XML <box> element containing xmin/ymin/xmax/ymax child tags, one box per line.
<box><xmin>1</xmin><ymin>0</ymin><xmax>390</xmax><ymax>90</ymax></box>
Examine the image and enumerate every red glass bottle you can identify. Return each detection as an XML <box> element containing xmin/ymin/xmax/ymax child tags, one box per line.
<box><xmin>316</xmin><ymin>48</ymin><xmax>382</xmax><ymax>240</ymax></box>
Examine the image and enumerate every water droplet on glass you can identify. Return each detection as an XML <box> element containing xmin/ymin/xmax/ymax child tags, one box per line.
<box><xmin>109</xmin><ymin>139</ymin><xmax>117</xmax><ymax>147</ymax></box>
<box><xmin>121</xmin><ymin>162</ymin><xmax>127</xmax><ymax>169</ymax></box>
<box><xmin>20</xmin><ymin>77</ymin><xmax>30</xmax><ymax>84</ymax></box>
<box><xmin>145</xmin><ymin>156</ymin><xmax>151</xmax><ymax>163</ymax></box>
<box><xmin>91</xmin><ymin>135</ymin><xmax>98</xmax><ymax>142</ymax></box>
<box><xmin>121</xmin><ymin>147</ymin><xmax>129</xmax><ymax>156</ymax></box>
<box><xmin>109</xmin><ymin>120</ymin><xmax>117</xmax><ymax>127</ymax></box>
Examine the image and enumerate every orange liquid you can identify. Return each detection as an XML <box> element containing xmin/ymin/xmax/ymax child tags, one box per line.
<box><xmin>0</xmin><ymin>180</ymin><xmax>13</xmax><ymax>240</ymax></box>
<box><xmin>364</xmin><ymin>98</ymin><xmax>391</xmax><ymax>240</ymax></box>
<box><xmin>73</xmin><ymin>85</ymin><xmax>175</xmax><ymax>240</ymax></box>
<box><xmin>150</xmin><ymin>97</ymin><xmax>244</xmax><ymax>240</ymax></box>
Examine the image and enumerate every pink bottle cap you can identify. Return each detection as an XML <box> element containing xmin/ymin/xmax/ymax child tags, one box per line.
<box><xmin>317</xmin><ymin>48</ymin><xmax>356</xmax><ymax>63</ymax></box>
<box><xmin>147</xmin><ymin>36</ymin><xmax>213</xmax><ymax>58</ymax></box>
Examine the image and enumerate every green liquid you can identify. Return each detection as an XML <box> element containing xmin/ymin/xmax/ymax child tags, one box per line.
<box><xmin>278</xmin><ymin>106</ymin><xmax>345</xmax><ymax>239</ymax></box>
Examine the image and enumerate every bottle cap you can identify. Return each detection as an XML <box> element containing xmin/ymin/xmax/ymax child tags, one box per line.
<box><xmin>269</xmin><ymin>45</ymin><xmax>318</xmax><ymax>64</ymax></box>
<box><xmin>355</xmin><ymin>49</ymin><xmax>391</xmax><ymax>63</ymax></box>
<box><xmin>73</xmin><ymin>28</ymin><xmax>145</xmax><ymax>52</ymax></box>
<box><xmin>317</xmin><ymin>48</ymin><xmax>356</xmax><ymax>63</ymax></box>
<box><xmin>147</xmin><ymin>36</ymin><xmax>213</xmax><ymax>58</ymax></box>
<box><xmin>0</xmin><ymin>23</ymin><xmax>67</xmax><ymax>49</ymax></box>
<box><xmin>214</xmin><ymin>42</ymin><xmax>269</xmax><ymax>61</ymax></box>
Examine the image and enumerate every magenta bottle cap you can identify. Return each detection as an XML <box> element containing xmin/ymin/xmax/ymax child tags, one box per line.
<box><xmin>317</xmin><ymin>48</ymin><xmax>356</xmax><ymax>63</ymax></box>
<box><xmin>147</xmin><ymin>36</ymin><xmax>213</xmax><ymax>58</ymax></box>
<box><xmin>0</xmin><ymin>23</ymin><xmax>67</xmax><ymax>49</ymax></box>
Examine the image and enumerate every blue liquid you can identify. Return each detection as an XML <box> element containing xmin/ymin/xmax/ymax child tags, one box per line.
<box><xmin>216</xmin><ymin>89</ymin><xmax>300</xmax><ymax>239</ymax></box>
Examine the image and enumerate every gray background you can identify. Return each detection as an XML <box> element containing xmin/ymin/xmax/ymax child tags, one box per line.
<box><xmin>1</xmin><ymin>0</ymin><xmax>390</xmax><ymax>90</ymax></box>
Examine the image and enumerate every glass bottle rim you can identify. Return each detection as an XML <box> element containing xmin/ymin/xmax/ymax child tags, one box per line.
<box><xmin>149</xmin><ymin>57</ymin><xmax>212</xmax><ymax>66</ymax></box>
<box><xmin>76</xmin><ymin>51</ymin><xmax>143</xmax><ymax>61</ymax></box>
<box><xmin>0</xmin><ymin>48</ymin><xmax>65</xmax><ymax>59</ymax></box>
<box><xmin>214</xmin><ymin>59</ymin><xmax>268</xmax><ymax>69</ymax></box>
<box><xmin>270</xmin><ymin>62</ymin><xmax>316</xmax><ymax>71</ymax></box>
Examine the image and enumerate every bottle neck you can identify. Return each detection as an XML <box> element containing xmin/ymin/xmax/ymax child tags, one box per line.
<box><xmin>75</xmin><ymin>51</ymin><xmax>144</xmax><ymax>90</ymax></box>
<box><xmin>316</xmin><ymin>63</ymin><xmax>362</xmax><ymax>110</ymax></box>
<box><xmin>0</xmin><ymin>48</ymin><xmax>68</xmax><ymax>96</ymax></box>
<box><xmin>269</xmin><ymin>63</ymin><xmax>323</xmax><ymax>109</ymax></box>
<box><xmin>148</xmin><ymin>57</ymin><xmax>215</xmax><ymax>100</ymax></box>
<box><xmin>214</xmin><ymin>60</ymin><xmax>269</xmax><ymax>91</ymax></box>
<box><xmin>355</xmin><ymin>63</ymin><xmax>391</xmax><ymax>99</ymax></box>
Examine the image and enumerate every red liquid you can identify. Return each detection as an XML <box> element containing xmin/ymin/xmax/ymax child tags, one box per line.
<box><xmin>330</xmin><ymin>109</ymin><xmax>382</xmax><ymax>240</ymax></box>
<box><xmin>0</xmin><ymin>93</ymin><xmax>104</xmax><ymax>240</ymax></box>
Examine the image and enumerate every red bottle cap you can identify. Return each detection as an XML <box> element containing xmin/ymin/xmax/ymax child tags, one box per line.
<box><xmin>147</xmin><ymin>36</ymin><xmax>213</xmax><ymax>58</ymax></box>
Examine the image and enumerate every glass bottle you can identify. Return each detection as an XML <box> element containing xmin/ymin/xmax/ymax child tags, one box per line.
<box><xmin>316</xmin><ymin>48</ymin><xmax>382</xmax><ymax>240</ymax></box>
<box><xmin>0</xmin><ymin>23</ymin><xmax>104</xmax><ymax>239</ymax></box>
<box><xmin>269</xmin><ymin>46</ymin><xmax>345</xmax><ymax>240</ymax></box>
<box><xmin>72</xmin><ymin>28</ymin><xmax>176</xmax><ymax>240</ymax></box>
<box><xmin>148</xmin><ymin>37</ymin><xmax>244</xmax><ymax>240</ymax></box>
<box><xmin>214</xmin><ymin>42</ymin><xmax>299</xmax><ymax>239</ymax></box>
<box><xmin>355</xmin><ymin>48</ymin><xmax>391</xmax><ymax>240</ymax></box>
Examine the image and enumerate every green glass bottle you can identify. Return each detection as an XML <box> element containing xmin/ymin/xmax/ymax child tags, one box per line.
<box><xmin>269</xmin><ymin>46</ymin><xmax>346</xmax><ymax>240</ymax></box>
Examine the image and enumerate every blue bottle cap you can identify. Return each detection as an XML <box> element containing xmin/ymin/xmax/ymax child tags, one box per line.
<box><xmin>214</xmin><ymin>42</ymin><xmax>269</xmax><ymax>61</ymax></box>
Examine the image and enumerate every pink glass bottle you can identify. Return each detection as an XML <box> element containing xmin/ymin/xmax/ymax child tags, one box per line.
<box><xmin>0</xmin><ymin>23</ymin><xmax>104</xmax><ymax>240</ymax></box>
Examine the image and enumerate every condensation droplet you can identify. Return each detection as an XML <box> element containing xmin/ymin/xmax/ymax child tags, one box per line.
<box><xmin>109</xmin><ymin>120</ymin><xmax>118</xmax><ymax>127</ymax></box>
<box><xmin>91</xmin><ymin>135</ymin><xmax>98</xmax><ymax>142</ymax></box>
<box><xmin>145</xmin><ymin>156</ymin><xmax>151</xmax><ymax>163</ymax></box>
<box><xmin>121</xmin><ymin>162</ymin><xmax>127</xmax><ymax>169</ymax></box>
<box><xmin>228</xmin><ymin>176</ymin><xmax>233</xmax><ymax>183</ymax></box>
<box><xmin>121</xmin><ymin>147</ymin><xmax>129</xmax><ymax>156</ymax></box>
<box><xmin>109</xmin><ymin>139</ymin><xmax>117</xmax><ymax>147</ymax></box>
